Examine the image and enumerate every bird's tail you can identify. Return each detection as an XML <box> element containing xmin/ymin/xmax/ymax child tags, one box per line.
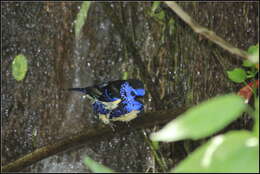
<box><xmin>68</xmin><ymin>87</ymin><xmax>89</xmax><ymax>94</ymax></box>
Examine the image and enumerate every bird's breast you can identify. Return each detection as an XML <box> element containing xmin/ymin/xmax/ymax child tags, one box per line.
<box><xmin>101</xmin><ymin>99</ymin><xmax>121</xmax><ymax>110</ymax></box>
<box><xmin>110</xmin><ymin>110</ymin><xmax>140</xmax><ymax>122</ymax></box>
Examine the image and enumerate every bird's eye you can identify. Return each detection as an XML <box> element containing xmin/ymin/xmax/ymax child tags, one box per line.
<box><xmin>131</xmin><ymin>91</ymin><xmax>136</xmax><ymax>96</ymax></box>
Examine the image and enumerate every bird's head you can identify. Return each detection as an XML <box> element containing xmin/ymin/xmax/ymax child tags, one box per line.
<box><xmin>127</xmin><ymin>79</ymin><xmax>145</xmax><ymax>97</ymax></box>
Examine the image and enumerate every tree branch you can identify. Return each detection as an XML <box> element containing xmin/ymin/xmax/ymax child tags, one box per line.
<box><xmin>1</xmin><ymin>107</ymin><xmax>188</xmax><ymax>172</ymax></box>
<box><xmin>165</xmin><ymin>1</ymin><xmax>249</xmax><ymax>60</ymax></box>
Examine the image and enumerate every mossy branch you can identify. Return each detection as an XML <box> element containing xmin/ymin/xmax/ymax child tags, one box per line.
<box><xmin>1</xmin><ymin>107</ymin><xmax>187</xmax><ymax>172</ymax></box>
<box><xmin>165</xmin><ymin>1</ymin><xmax>249</xmax><ymax>60</ymax></box>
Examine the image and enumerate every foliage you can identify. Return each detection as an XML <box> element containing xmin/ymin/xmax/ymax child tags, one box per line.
<box><xmin>150</xmin><ymin>93</ymin><xmax>259</xmax><ymax>172</ymax></box>
<box><xmin>253</xmin><ymin>97</ymin><xmax>259</xmax><ymax>137</ymax></box>
<box><xmin>172</xmin><ymin>131</ymin><xmax>258</xmax><ymax>172</ymax></box>
<box><xmin>75</xmin><ymin>1</ymin><xmax>91</xmax><ymax>39</ymax></box>
<box><xmin>151</xmin><ymin>40</ymin><xmax>259</xmax><ymax>173</ymax></box>
<box><xmin>150</xmin><ymin>94</ymin><xmax>246</xmax><ymax>142</ymax></box>
<box><xmin>227</xmin><ymin>68</ymin><xmax>247</xmax><ymax>83</ymax></box>
<box><xmin>227</xmin><ymin>44</ymin><xmax>259</xmax><ymax>83</ymax></box>
<box><xmin>150</xmin><ymin>43</ymin><xmax>259</xmax><ymax>173</ymax></box>
<box><xmin>81</xmin><ymin>4</ymin><xmax>259</xmax><ymax>174</ymax></box>
<box><xmin>247</xmin><ymin>44</ymin><xmax>259</xmax><ymax>64</ymax></box>
<box><xmin>149</xmin><ymin>1</ymin><xmax>165</xmax><ymax>24</ymax></box>
<box><xmin>148</xmin><ymin>1</ymin><xmax>175</xmax><ymax>42</ymax></box>
<box><xmin>122</xmin><ymin>72</ymin><xmax>128</xmax><ymax>80</ymax></box>
<box><xmin>84</xmin><ymin>156</ymin><xmax>115</xmax><ymax>173</ymax></box>
<box><xmin>12</xmin><ymin>54</ymin><xmax>28</xmax><ymax>81</ymax></box>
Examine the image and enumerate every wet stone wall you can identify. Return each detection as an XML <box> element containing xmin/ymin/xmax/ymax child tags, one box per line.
<box><xmin>1</xmin><ymin>1</ymin><xmax>258</xmax><ymax>172</ymax></box>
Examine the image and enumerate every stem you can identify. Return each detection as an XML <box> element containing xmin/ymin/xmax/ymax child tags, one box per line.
<box><xmin>143</xmin><ymin>130</ymin><xmax>168</xmax><ymax>172</ymax></box>
<box><xmin>164</xmin><ymin>1</ymin><xmax>249</xmax><ymax>60</ymax></box>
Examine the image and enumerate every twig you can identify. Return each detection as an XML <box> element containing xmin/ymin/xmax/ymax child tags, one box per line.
<box><xmin>164</xmin><ymin>1</ymin><xmax>249</xmax><ymax>60</ymax></box>
<box><xmin>1</xmin><ymin>107</ymin><xmax>187</xmax><ymax>172</ymax></box>
<box><xmin>143</xmin><ymin>130</ymin><xmax>168</xmax><ymax>172</ymax></box>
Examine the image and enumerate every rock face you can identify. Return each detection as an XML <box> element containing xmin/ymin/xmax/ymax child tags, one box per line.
<box><xmin>1</xmin><ymin>2</ymin><xmax>258</xmax><ymax>172</ymax></box>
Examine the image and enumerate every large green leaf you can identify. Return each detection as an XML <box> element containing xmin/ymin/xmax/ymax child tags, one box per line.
<box><xmin>171</xmin><ymin>131</ymin><xmax>259</xmax><ymax>173</ymax></box>
<box><xmin>254</xmin><ymin>97</ymin><xmax>259</xmax><ymax>137</ymax></box>
<box><xmin>150</xmin><ymin>94</ymin><xmax>246</xmax><ymax>142</ymax></box>
<box><xmin>84</xmin><ymin>156</ymin><xmax>114</xmax><ymax>173</ymax></box>
<box><xmin>75</xmin><ymin>2</ymin><xmax>91</xmax><ymax>39</ymax></box>
<box><xmin>12</xmin><ymin>54</ymin><xmax>28</xmax><ymax>81</ymax></box>
<box><xmin>227</xmin><ymin>68</ymin><xmax>247</xmax><ymax>83</ymax></box>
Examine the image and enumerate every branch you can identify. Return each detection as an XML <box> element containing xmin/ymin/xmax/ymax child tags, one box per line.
<box><xmin>1</xmin><ymin>107</ymin><xmax>188</xmax><ymax>172</ymax></box>
<box><xmin>165</xmin><ymin>1</ymin><xmax>249</xmax><ymax>60</ymax></box>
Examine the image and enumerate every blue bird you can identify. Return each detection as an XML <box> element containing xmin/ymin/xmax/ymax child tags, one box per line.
<box><xmin>69</xmin><ymin>79</ymin><xmax>145</xmax><ymax>124</ymax></box>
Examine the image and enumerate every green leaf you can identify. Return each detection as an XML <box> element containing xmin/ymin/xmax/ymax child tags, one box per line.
<box><xmin>171</xmin><ymin>131</ymin><xmax>259</xmax><ymax>173</ymax></box>
<box><xmin>246</xmin><ymin>70</ymin><xmax>257</xmax><ymax>79</ymax></box>
<box><xmin>122</xmin><ymin>72</ymin><xmax>128</xmax><ymax>80</ymax></box>
<box><xmin>150</xmin><ymin>2</ymin><xmax>165</xmax><ymax>22</ymax></box>
<box><xmin>12</xmin><ymin>54</ymin><xmax>28</xmax><ymax>81</ymax></box>
<box><xmin>75</xmin><ymin>1</ymin><xmax>91</xmax><ymax>39</ymax></box>
<box><xmin>254</xmin><ymin>97</ymin><xmax>259</xmax><ymax>137</ymax></box>
<box><xmin>151</xmin><ymin>1</ymin><xmax>161</xmax><ymax>13</ymax></box>
<box><xmin>247</xmin><ymin>44</ymin><xmax>258</xmax><ymax>54</ymax></box>
<box><xmin>150</xmin><ymin>94</ymin><xmax>246</xmax><ymax>142</ymax></box>
<box><xmin>227</xmin><ymin>68</ymin><xmax>247</xmax><ymax>83</ymax></box>
<box><xmin>154</xmin><ymin>11</ymin><xmax>165</xmax><ymax>21</ymax></box>
<box><xmin>242</xmin><ymin>60</ymin><xmax>255</xmax><ymax>67</ymax></box>
<box><xmin>84</xmin><ymin>156</ymin><xmax>115</xmax><ymax>173</ymax></box>
<box><xmin>247</xmin><ymin>44</ymin><xmax>259</xmax><ymax>64</ymax></box>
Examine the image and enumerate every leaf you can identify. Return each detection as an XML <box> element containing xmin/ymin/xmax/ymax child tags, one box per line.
<box><xmin>12</xmin><ymin>54</ymin><xmax>28</xmax><ymax>81</ymax></box>
<box><xmin>237</xmin><ymin>80</ymin><xmax>259</xmax><ymax>102</ymax></box>
<box><xmin>243</xmin><ymin>60</ymin><xmax>255</xmax><ymax>67</ymax></box>
<box><xmin>122</xmin><ymin>72</ymin><xmax>128</xmax><ymax>80</ymax></box>
<box><xmin>254</xmin><ymin>97</ymin><xmax>259</xmax><ymax>137</ymax></box>
<box><xmin>171</xmin><ymin>131</ymin><xmax>259</xmax><ymax>173</ymax></box>
<box><xmin>75</xmin><ymin>1</ymin><xmax>91</xmax><ymax>39</ymax></box>
<box><xmin>237</xmin><ymin>83</ymin><xmax>253</xmax><ymax>103</ymax></box>
<box><xmin>247</xmin><ymin>44</ymin><xmax>259</xmax><ymax>64</ymax></box>
<box><xmin>246</xmin><ymin>70</ymin><xmax>257</xmax><ymax>78</ymax></box>
<box><xmin>150</xmin><ymin>94</ymin><xmax>246</xmax><ymax>142</ymax></box>
<box><xmin>227</xmin><ymin>68</ymin><xmax>247</xmax><ymax>83</ymax></box>
<box><xmin>156</xmin><ymin>11</ymin><xmax>165</xmax><ymax>21</ymax></box>
<box><xmin>151</xmin><ymin>1</ymin><xmax>161</xmax><ymax>13</ymax></box>
<box><xmin>84</xmin><ymin>156</ymin><xmax>115</xmax><ymax>173</ymax></box>
<box><xmin>149</xmin><ymin>1</ymin><xmax>165</xmax><ymax>23</ymax></box>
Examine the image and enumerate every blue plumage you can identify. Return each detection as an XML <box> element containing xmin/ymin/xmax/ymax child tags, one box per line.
<box><xmin>69</xmin><ymin>79</ymin><xmax>145</xmax><ymax>124</ymax></box>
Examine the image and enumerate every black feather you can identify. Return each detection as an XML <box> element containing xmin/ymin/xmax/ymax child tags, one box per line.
<box><xmin>69</xmin><ymin>79</ymin><xmax>144</xmax><ymax>102</ymax></box>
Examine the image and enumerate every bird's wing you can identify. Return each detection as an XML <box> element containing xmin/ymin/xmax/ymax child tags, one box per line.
<box><xmin>91</xmin><ymin>80</ymin><xmax>124</xmax><ymax>102</ymax></box>
<box><xmin>69</xmin><ymin>80</ymin><xmax>125</xmax><ymax>102</ymax></box>
<box><xmin>85</xmin><ymin>86</ymin><xmax>104</xmax><ymax>99</ymax></box>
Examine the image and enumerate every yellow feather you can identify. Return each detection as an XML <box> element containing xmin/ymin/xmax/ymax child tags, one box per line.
<box><xmin>99</xmin><ymin>110</ymin><xmax>140</xmax><ymax>124</ymax></box>
<box><xmin>99</xmin><ymin>114</ymin><xmax>110</xmax><ymax>124</ymax></box>
<box><xmin>101</xmin><ymin>99</ymin><xmax>121</xmax><ymax>110</ymax></box>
